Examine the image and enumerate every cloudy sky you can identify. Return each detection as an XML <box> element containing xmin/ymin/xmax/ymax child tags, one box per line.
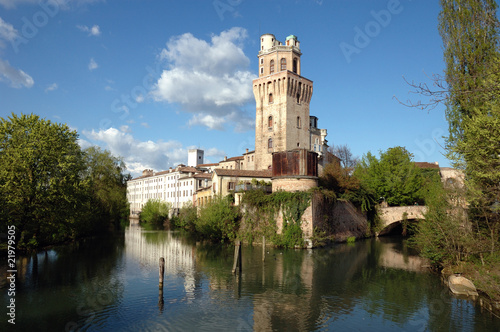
<box><xmin>1</xmin><ymin>0</ymin><xmax>448</xmax><ymax>176</ymax></box>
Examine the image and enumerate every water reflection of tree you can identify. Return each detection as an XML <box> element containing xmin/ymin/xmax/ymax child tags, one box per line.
<box><xmin>4</xmin><ymin>233</ymin><xmax>125</xmax><ymax>332</ymax></box>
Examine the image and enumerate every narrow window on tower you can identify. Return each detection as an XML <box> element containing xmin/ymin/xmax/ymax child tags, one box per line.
<box><xmin>270</xmin><ymin>60</ymin><xmax>275</xmax><ymax>74</ymax></box>
<box><xmin>297</xmin><ymin>116</ymin><xmax>301</xmax><ymax>128</ymax></box>
<box><xmin>293</xmin><ymin>58</ymin><xmax>298</xmax><ymax>74</ymax></box>
<box><xmin>269</xmin><ymin>93</ymin><xmax>273</xmax><ymax>104</ymax></box>
<box><xmin>268</xmin><ymin>116</ymin><xmax>273</xmax><ymax>129</ymax></box>
<box><xmin>268</xmin><ymin>138</ymin><xmax>273</xmax><ymax>153</ymax></box>
<box><xmin>280</xmin><ymin>58</ymin><xmax>286</xmax><ymax>71</ymax></box>
<box><xmin>297</xmin><ymin>93</ymin><xmax>300</xmax><ymax>104</ymax></box>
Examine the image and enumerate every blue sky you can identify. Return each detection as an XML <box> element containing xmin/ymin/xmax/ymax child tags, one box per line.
<box><xmin>0</xmin><ymin>0</ymin><xmax>450</xmax><ymax>176</ymax></box>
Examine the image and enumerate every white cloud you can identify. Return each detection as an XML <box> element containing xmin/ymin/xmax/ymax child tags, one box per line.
<box><xmin>151</xmin><ymin>27</ymin><xmax>256</xmax><ymax>131</ymax></box>
<box><xmin>83</xmin><ymin>127</ymin><xmax>190</xmax><ymax>175</ymax></box>
<box><xmin>88</xmin><ymin>58</ymin><xmax>98</xmax><ymax>70</ymax></box>
<box><xmin>0</xmin><ymin>0</ymin><xmax>102</xmax><ymax>9</ymax></box>
<box><xmin>0</xmin><ymin>59</ymin><xmax>34</xmax><ymax>88</ymax></box>
<box><xmin>0</xmin><ymin>17</ymin><xmax>18</xmax><ymax>46</ymax></box>
<box><xmin>119</xmin><ymin>125</ymin><xmax>132</xmax><ymax>133</ymax></box>
<box><xmin>135</xmin><ymin>94</ymin><xmax>144</xmax><ymax>103</ymax></box>
<box><xmin>77</xmin><ymin>138</ymin><xmax>92</xmax><ymax>150</ymax></box>
<box><xmin>45</xmin><ymin>82</ymin><xmax>58</xmax><ymax>92</ymax></box>
<box><xmin>77</xmin><ymin>24</ymin><xmax>101</xmax><ymax>36</ymax></box>
<box><xmin>140</xmin><ymin>122</ymin><xmax>150</xmax><ymax>128</ymax></box>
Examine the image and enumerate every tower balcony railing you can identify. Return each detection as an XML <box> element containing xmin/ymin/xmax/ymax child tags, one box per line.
<box><xmin>259</xmin><ymin>45</ymin><xmax>301</xmax><ymax>56</ymax></box>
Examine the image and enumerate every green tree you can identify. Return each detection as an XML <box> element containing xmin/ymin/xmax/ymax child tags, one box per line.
<box><xmin>439</xmin><ymin>0</ymin><xmax>500</xmax><ymax>255</ymax></box>
<box><xmin>354</xmin><ymin>147</ymin><xmax>425</xmax><ymax>206</ymax></box>
<box><xmin>82</xmin><ymin>146</ymin><xmax>129</xmax><ymax>225</ymax></box>
<box><xmin>0</xmin><ymin>113</ymin><xmax>85</xmax><ymax>248</ymax></box>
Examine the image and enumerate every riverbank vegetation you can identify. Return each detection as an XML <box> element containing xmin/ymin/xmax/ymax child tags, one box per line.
<box><xmin>0</xmin><ymin>113</ymin><xmax>130</xmax><ymax>250</ymax></box>
<box><xmin>168</xmin><ymin>190</ymin><xmax>313</xmax><ymax>248</ymax></box>
<box><xmin>403</xmin><ymin>0</ymin><xmax>500</xmax><ymax>302</ymax></box>
<box><xmin>139</xmin><ymin>199</ymin><xmax>171</xmax><ymax>225</ymax></box>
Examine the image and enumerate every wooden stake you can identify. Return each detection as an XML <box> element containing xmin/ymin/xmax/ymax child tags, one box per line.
<box><xmin>159</xmin><ymin>257</ymin><xmax>165</xmax><ymax>287</ymax></box>
<box><xmin>262</xmin><ymin>236</ymin><xmax>266</xmax><ymax>262</ymax></box>
<box><xmin>232</xmin><ymin>240</ymin><xmax>242</xmax><ymax>274</ymax></box>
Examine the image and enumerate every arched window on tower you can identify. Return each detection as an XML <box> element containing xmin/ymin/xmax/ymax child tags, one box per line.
<box><xmin>269</xmin><ymin>93</ymin><xmax>273</xmax><ymax>104</ymax></box>
<box><xmin>293</xmin><ymin>58</ymin><xmax>298</xmax><ymax>74</ymax></box>
<box><xmin>268</xmin><ymin>138</ymin><xmax>273</xmax><ymax>153</ymax></box>
<box><xmin>270</xmin><ymin>60</ymin><xmax>275</xmax><ymax>74</ymax></box>
<box><xmin>280</xmin><ymin>58</ymin><xmax>286</xmax><ymax>71</ymax></box>
<box><xmin>297</xmin><ymin>116</ymin><xmax>301</xmax><ymax>128</ymax></box>
<box><xmin>268</xmin><ymin>116</ymin><xmax>273</xmax><ymax>129</ymax></box>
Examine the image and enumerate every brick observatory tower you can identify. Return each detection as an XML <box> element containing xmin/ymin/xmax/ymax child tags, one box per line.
<box><xmin>253</xmin><ymin>34</ymin><xmax>314</xmax><ymax>170</ymax></box>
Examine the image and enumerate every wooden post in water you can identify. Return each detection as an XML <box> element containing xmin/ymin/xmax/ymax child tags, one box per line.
<box><xmin>159</xmin><ymin>257</ymin><xmax>165</xmax><ymax>287</ymax></box>
<box><xmin>158</xmin><ymin>257</ymin><xmax>165</xmax><ymax>312</ymax></box>
<box><xmin>262</xmin><ymin>236</ymin><xmax>266</xmax><ymax>262</ymax></box>
<box><xmin>232</xmin><ymin>240</ymin><xmax>242</xmax><ymax>274</ymax></box>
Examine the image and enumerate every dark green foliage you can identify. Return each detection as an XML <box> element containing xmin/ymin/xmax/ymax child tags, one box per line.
<box><xmin>172</xmin><ymin>201</ymin><xmax>198</xmax><ymax>232</ymax></box>
<box><xmin>410</xmin><ymin>180</ymin><xmax>472</xmax><ymax>266</ymax></box>
<box><xmin>82</xmin><ymin>146</ymin><xmax>130</xmax><ymax>225</ymax></box>
<box><xmin>0</xmin><ymin>113</ymin><xmax>130</xmax><ymax>249</ymax></box>
<box><xmin>439</xmin><ymin>0</ymin><xmax>500</xmax><ymax>256</ymax></box>
<box><xmin>196</xmin><ymin>195</ymin><xmax>240</xmax><ymax>242</ymax></box>
<box><xmin>354</xmin><ymin>147</ymin><xmax>433</xmax><ymax>207</ymax></box>
<box><xmin>1</xmin><ymin>113</ymin><xmax>86</xmax><ymax>248</ymax></box>
<box><xmin>140</xmin><ymin>199</ymin><xmax>170</xmax><ymax>225</ymax></box>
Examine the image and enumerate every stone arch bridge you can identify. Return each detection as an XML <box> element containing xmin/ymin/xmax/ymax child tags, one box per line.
<box><xmin>378</xmin><ymin>205</ymin><xmax>428</xmax><ymax>235</ymax></box>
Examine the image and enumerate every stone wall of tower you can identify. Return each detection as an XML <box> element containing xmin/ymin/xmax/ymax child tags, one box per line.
<box><xmin>253</xmin><ymin>71</ymin><xmax>313</xmax><ymax>170</ymax></box>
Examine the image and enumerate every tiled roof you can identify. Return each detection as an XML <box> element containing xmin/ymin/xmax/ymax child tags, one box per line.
<box><xmin>214</xmin><ymin>169</ymin><xmax>272</xmax><ymax>178</ymax></box>
<box><xmin>220</xmin><ymin>156</ymin><xmax>244</xmax><ymax>162</ymax></box>
<box><xmin>193</xmin><ymin>173</ymin><xmax>212</xmax><ymax>179</ymax></box>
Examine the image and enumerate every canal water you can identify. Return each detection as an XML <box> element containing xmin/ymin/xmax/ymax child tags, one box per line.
<box><xmin>2</xmin><ymin>224</ymin><xmax>499</xmax><ymax>331</ymax></box>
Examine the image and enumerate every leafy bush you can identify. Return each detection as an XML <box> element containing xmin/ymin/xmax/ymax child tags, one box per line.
<box><xmin>196</xmin><ymin>195</ymin><xmax>240</xmax><ymax>242</ymax></box>
<box><xmin>172</xmin><ymin>202</ymin><xmax>198</xmax><ymax>231</ymax></box>
<box><xmin>140</xmin><ymin>199</ymin><xmax>170</xmax><ymax>225</ymax></box>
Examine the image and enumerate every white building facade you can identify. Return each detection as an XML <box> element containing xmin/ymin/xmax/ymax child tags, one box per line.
<box><xmin>127</xmin><ymin>165</ymin><xmax>209</xmax><ymax>214</ymax></box>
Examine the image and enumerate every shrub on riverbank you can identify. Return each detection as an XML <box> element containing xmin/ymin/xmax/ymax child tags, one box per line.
<box><xmin>140</xmin><ymin>199</ymin><xmax>171</xmax><ymax>225</ymax></box>
<box><xmin>196</xmin><ymin>195</ymin><xmax>240</xmax><ymax>242</ymax></box>
<box><xmin>171</xmin><ymin>201</ymin><xmax>198</xmax><ymax>232</ymax></box>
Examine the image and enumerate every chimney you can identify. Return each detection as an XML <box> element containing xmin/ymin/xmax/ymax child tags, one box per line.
<box><xmin>224</xmin><ymin>156</ymin><xmax>227</xmax><ymax>161</ymax></box>
<box><xmin>246</xmin><ymin>148</ymin><xmax>249</xmax><ymax>154</ymax></box>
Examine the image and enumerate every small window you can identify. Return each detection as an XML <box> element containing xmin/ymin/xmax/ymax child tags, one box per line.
<box><xmin>228</xmin><ymin>182</ymin><xmax>235</xmax><ymax>190</ymax></box>
<box><xmin>269</xmin><ymin>93</ymin><xmax>273</xmax><ymax>104</ymax></box>
<box><xmin>280</xmin><ymin>58</ymin><xmax>286</xmax><ymax>71</ymax></box>
<box><xmin>268</xmin><ymin>138</ymin><xmax>273</xmax><ymax>152</ymax></box>
<box><xmin>297</xmin><ymin>116</ymin><xmax>301</xmax><ymax>128</ymax></box>
<box><xmin>270</xmin><ymin>60</ymin><xmax>275</xmax><ymax>74</ymax></box>
<box><xmin>268</xmin><ymin>115</ymin><xmax>273</xmax><ymax>128</ymax></box>
<box><xmin>296</xmin><ymin>93</ymin><xmax>300</xmax><ymax>104</ymax></box>
<box><xmin>293</xmin><ymin>58</ymin><xmax>298</xmax><ymax>73</ymax></box>
<box><xmin>260</xmin><ymin>67</ymin><xmax>264</xmax><ymax>74</ymax></box>
<box><xmin>260</xmin><ymin>58</ymin><xmax>263</xmax><ymax>64</ymax></box>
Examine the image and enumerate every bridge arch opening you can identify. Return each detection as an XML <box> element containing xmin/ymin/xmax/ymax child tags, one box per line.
<box><xmin>378</xmin><ymin>219</ymin><xmax>418</xmax><ymax>237</ymax></box>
